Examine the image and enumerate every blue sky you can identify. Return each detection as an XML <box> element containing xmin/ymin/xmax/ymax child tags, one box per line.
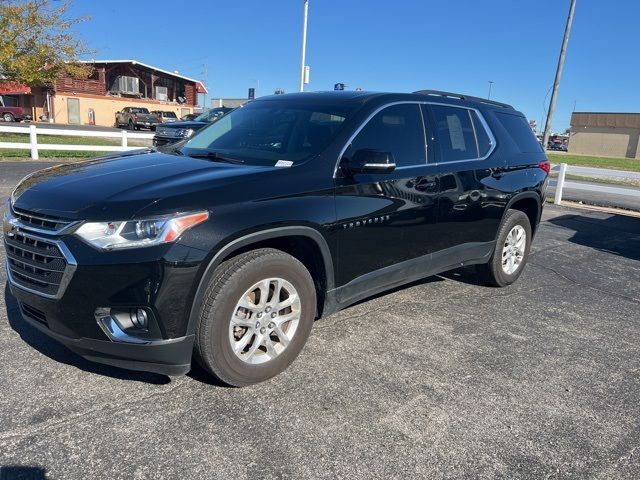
<box><xmin>67</xmin><ymin>0</ymin><xmax>639</xmax><ymax>132</ymax></box>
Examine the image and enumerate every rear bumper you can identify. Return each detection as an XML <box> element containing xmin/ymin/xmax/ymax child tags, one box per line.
<box><xmin>16</xmin><ymin>299</ymin><xmax>194</xmax><ymax>376</ymax></box>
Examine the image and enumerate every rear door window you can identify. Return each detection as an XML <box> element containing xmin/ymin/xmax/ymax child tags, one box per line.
<box><xmin>430</xmin><ymin>105</ymin><xmax>479</xmax><ymax>162</ymax></box>
<box><xmin>495</xmin><ymin>112</ymin><xmax>543</xmax><ymax>153</ymax></box>
<box><xmin>470</xmin><ymin>110</ymin><xmax>492</xmax><ymax>157</ymax></box>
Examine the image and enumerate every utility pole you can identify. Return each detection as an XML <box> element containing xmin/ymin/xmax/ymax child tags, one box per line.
<box><xmin>202</xmin><ymin>63</ymin><xmax>208</xmax><ymax>108</ymax></box>
<box><xmin>542</xmin><ymin>0</ymin><xmax>576</xmax><ymax>151</ymax></box>
<box><xmin>487</xmin><ymin>81</ymin><xmax>494</xmax><ymax>100</ymax></box>
<box><xmin>299</xmin><ymin>0</ymin><xmax>309</xmax><ymax>92</ymax></box>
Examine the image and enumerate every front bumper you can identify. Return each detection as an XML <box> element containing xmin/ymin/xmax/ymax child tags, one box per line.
<box><xmin>15</xmin><ymin>296</ymin><xmax>194</xmax><ymax>375</ymax></box>
<box><xmin>4</xmin><ymin>214</ymin><xmax>208</xmax><ymax>376</ymax></box>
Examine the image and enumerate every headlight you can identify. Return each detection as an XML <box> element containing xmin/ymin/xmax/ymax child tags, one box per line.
<box><xmin>75</xmin><ymin>211</ymin><xmax>209</xmax><ymax>250</ymax></box>
<box><xmin>176</xmin><ymin>128</ymin><xmax>195</xmax><ymax>138</ymax></box>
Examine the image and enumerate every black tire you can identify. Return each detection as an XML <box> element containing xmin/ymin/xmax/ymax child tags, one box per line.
<box><xmin>194</xmin><ymin>248</ymin><xmax>316</xmax><ymax>387</ymax></box>
<box><xmin>3</xmin><ymin>113</ymin><xmax>15</xmax><ymax>122</ymax></box>
<box><xmin>476</xmin><ymin>209</ymin><xmax>532</xmax><ymax>287</ymax></box>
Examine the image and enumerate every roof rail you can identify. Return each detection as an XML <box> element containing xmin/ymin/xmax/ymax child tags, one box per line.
<box><xmin>412</xmin><ymin>90</ymin><xmax>514</xmax><ymax>109</ymax></box>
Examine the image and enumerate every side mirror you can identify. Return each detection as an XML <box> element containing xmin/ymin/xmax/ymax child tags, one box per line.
<box><xmin>343</xmin><ymin>149</ymin><xmax>396</xmax><ymax>175</ymax></box>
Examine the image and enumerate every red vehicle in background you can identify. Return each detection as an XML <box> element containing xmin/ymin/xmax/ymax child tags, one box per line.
<box><xmin>0</xmin><ymin>95</ymin><xmax>31</xmax><ymax>122</ymax></box>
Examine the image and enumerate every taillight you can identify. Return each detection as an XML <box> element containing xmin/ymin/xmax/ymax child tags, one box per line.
<box><xmin>538</xmin><ymin>160</ymin><xmax>551</xmax><ymax>175</ymax></box>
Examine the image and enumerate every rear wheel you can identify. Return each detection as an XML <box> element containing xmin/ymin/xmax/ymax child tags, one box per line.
<box><xmin>3</xmin><ymin>113</ymin><xmax>14</xmax><ymax>122</ymax></box>
<box><xmin>194</xmin><ymin>248</ymin><xmax>316</xmax><ymax>387</ymax></box>
<box><xmin>476</xmin><ymin>209</ymin><xmax>532</xmax><ymax>287</ymax></box>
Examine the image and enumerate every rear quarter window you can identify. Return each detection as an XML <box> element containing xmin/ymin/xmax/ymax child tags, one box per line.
<box><xmin>495</xmin><ymin>112</ymin><xmax>543</xmax><ymax>153</ymax></box>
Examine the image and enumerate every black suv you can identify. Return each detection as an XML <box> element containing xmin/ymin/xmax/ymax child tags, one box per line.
<box><xmin>4</xmin><ymin>91</ymin><xmax>549</xmax><ymax>386</ymax></box>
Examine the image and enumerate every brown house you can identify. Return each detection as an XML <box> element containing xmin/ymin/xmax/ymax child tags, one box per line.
<box><xmin>569</xmin><ymin>112</ymin><xmax>640</xmax><ymax>159</ymax></box>
<box><xmin>1</xmin><ymin>59</ymin><xmax>207</xmax><ymax>127</ymax></box>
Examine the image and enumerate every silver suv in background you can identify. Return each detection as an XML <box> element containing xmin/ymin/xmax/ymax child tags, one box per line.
<box><xmin>151</xmin><ymin>111</ymin><xmax>179</xmax><ymax>124</ymax></box>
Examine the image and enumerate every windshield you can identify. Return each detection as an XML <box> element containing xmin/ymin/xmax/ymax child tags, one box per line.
<box><xmin>131</xmin><ymin>108</ymin><xmax>149</xmax><ymax>114</ymax></box>
<box><xmin>163</xmin><ymin>112</ymin><xmax>177</xmax><ymax>118</ymax></box>
<box><xmin>194</xmin><ymin>108</ymin><xmax>228</xmax><ymax>122</ymax></box>
<box><xmin>182</xmin><ymin>101</ymin><xmax>354</xmax><ymax>165</ymax></box>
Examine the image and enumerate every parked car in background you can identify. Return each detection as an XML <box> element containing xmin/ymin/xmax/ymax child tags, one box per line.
<box><xmin>0</xmin><ymin>96</ymin><xmax>32</xmax><ymax>122</ymax></box>
<box><xmin>114</xmin><ymin>107</ymin><xmax>159</xmax><ymax>130</ymax></box>
<box><xmin>181</xmin><ymin>113</ymin><xmax>199</xmax><ymax>121</ymax></box>
<box><xmin>151</xmin><ymin>110</ymin><xmax>179</xmax><ymax>124</ymax></box>
<box><xmin>547</xmin><ymin>141</ymin><xmax>568</xmax><ymax>151</ymax></box>
<box><xmin>153</xmin><ymin>107</ymin><xmax>233</xmax><ymax>146</ymax></box>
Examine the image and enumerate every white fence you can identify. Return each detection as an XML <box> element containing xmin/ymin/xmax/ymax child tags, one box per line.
<box><xmin>552</xmin><ymin>162</ymin><xmax>640</xmax><ymax>207</ymax></box>
<box><xmin>0</xmin><ymin>124</ymin><xmax>154</xmax><ymax>160</ymax></box>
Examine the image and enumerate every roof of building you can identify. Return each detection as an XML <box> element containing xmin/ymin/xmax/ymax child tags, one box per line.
<box><xmin>571</xmin><ymin>111</ymin><xmax>640</xmax><ymax>128</ymax></box>
<box><xmin>79</xmin><ymin>59</ymin><xmax>208</xmax><ymax>93</ymax></box>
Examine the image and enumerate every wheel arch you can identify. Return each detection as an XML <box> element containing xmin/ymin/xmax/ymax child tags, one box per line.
<box><xmin>185</xmin><ymin>226</ymin><xmax>334</xmax><ymax>336</ymax></box>
<box><xmin>505</xmin><ymin>192</ymin><xmax>542</xmax><ymax>236</ymax></box>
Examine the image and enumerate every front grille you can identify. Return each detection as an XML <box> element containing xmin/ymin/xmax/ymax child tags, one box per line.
<box><xmin>20</xmin><ymin>302</ymin><xmax>48</xmax><ymax>326</ymax></box>
<box><xmin>4</xmin><ymin>231</ymin><xmax>68</xmax><ymax>297</ymax></box>
<box><xmin>155</xmin><ymin>126</ymin><xmax>178</xmax><ymax>138</ymax></box>
<box><xmin>11</xmin><ymin>206</ymin><xmax>74</xmax><ymax>232</ymax></box>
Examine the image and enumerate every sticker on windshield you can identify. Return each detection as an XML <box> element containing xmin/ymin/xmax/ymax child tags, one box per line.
<box><xmin>275</xmin><ymin>160</ymin><xmax>293</xmax><ymax>167</ymax></box>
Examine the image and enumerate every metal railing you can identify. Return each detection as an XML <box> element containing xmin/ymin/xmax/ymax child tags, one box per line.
<box><xmin>0</xmin><ymin>124</ymin><xmax>154</xmax><ymax>160</ymax></box>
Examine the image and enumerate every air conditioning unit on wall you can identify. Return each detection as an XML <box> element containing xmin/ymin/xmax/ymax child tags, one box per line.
<box><xmin>155</xmin><ymin>86</ymin><xmax>168</xmax><ymax>101</ymax></box>
<box><xmin>111</xmin><ymin>76</ymin><xmax>140</xmax><ymax>95</ymax></box>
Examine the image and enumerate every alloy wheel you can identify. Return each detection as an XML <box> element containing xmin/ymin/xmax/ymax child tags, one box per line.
<box><xmin>229</xmin><ymin>277</ymin><xmax>301</xmax><ymax>365</ymax></box>
<box><xmin>501</xmin><ymin>225</ymin><xmax>526</xmax><ymax>275</ymax></box>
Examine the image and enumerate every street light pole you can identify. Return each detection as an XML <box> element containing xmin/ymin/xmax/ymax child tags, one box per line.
<box><xmin>487</xmin><ymin>81</ymin><xmax>494</xmax><ymax>100</ymax></box>
<box><xmin>542</xmin><ymin>0</ymin><xmax>576</xmax><ymax>151</ymax></box>
<box><xmin>299</xmin><ymin>0</ymin><xmax>309</xmax><ymax>92</ymax></box>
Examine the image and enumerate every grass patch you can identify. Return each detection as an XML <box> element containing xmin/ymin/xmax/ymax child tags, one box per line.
<box><xmin>0</xmin><ymin>132</ymin><xmax>151</xmax><ymax>159</ymax></box>
<box><xmin>0</xmin><ymin>132</ymin><xmax>121</xmax><ymax>146</ymax></box>
<box><xmin>547</xmin><ymin>153</ymin><xmax>640</xmax><ymax>172</ymax></box>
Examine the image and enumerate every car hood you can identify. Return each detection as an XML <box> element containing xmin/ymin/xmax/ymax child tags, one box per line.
<box><xmin>11</xmin><ymin>150</ymin><xmax>270</xmax><ymax>220</ymax></box>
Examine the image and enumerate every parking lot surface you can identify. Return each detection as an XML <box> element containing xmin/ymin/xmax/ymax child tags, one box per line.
<box><xmin>1</xmin><ymin>162</ymin><xmax>639</xmax><ymax>479</ymax></box>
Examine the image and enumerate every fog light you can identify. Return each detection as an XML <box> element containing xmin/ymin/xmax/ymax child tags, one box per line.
<box><xmin>131</xmin><ymin>308</ymin><xmax>148</xmax><ymax>329</ymax></box>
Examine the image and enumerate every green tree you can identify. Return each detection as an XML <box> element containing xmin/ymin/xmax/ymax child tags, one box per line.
<box><xmin>0</xmin><ymin>0</ymin><xmax>92</xmax><ymax>86</ymax></box>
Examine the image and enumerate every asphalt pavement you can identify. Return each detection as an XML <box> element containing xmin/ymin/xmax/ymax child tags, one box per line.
<box><xmin>1</xmin><ymin>162</ymin><xmax>640</xmax><ymax>479</ymax></box>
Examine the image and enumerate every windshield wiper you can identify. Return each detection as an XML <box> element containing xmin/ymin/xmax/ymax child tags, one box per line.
<box><xmin>184</xmin><ymin>149</ymin><xmax>244</xmax><ymax>164</ymax></box>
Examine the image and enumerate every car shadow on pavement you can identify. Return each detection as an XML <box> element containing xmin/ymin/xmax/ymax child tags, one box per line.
<box><xmin>4</xmin><ymin>284</ymin><xmax>170</xmax><ymax>385</ymax></box>
<box><xmin>548</xmin><ymin>213</ymin><xmax>640</xmax><ymax>262</ymax></box>
<box><xmin>437</xmin><ymin>266</ymin><xmax>484</xmax><ymax>286</ymax></box>
<box><xmin>0</xmin><ymin>465</ymin><xmax>47</xmax><ymax>480</ymax></box>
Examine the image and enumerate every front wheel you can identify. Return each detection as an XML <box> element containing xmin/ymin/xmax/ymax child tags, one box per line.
<box><xmin>476</xmin><ymin>209</ymin><xmax>532</xmax><ymax>287</ymax></box>
<box><xmin>3</xmin><ymin>113</ymin><xmax>15</xmax><ymax>122</ymax></box>
<box><xmin>194</xmin><ymin>248</ymin><xmax>316</xmax><ymax>387</ymax></box>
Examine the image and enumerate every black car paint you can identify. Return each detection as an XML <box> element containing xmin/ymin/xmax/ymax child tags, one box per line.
<box><xmin>5</xmin><ymin>91</ymin><xmax>548</xmax><ymax>375</ymax></box>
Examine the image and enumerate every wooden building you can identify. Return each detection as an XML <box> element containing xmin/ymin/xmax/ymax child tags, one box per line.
<box><xmin>0</xmin><ymin>59</ymin><xmax>207</xmax><ymax>127</ymax></box>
